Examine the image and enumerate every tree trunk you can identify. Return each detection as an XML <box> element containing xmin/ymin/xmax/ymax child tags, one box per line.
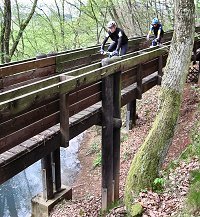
<box><xmin>0</xmin><ymin>0</ymin><xmax>38</xmax><ymax>63</ymax></box>
<box><xmin>124</xmin><ymin>0</ymin><xmax>195</xmax><ymax>214</ymax></box>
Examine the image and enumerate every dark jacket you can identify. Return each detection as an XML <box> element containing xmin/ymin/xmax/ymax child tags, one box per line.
<box><xmin>151</xmin><ymin>24</ymin><xmax>164</xmax><ymax>38</ymax></box>
<box><xmin>101</xmin><ymin>27</ymin><xmax>128</xmax><ymax>51</ymax></box>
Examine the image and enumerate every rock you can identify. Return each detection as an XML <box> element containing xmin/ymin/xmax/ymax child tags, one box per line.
<box><xmin>101</xmin><ymin>56</ymin><xmax>122</xmax><ymax>66</ymax></box>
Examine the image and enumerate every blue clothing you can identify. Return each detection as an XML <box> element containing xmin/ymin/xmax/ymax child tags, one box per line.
<box><xmin>150</xmin><ymin>23</ymin><xmax>164</xmax><ymax>38</ymax></box>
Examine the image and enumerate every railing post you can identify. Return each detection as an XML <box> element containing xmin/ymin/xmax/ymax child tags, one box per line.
<box><xmin>52</xmin><ymin>148</ymin><xmax>61</xmax><ymax>192</ymax></box>
<box><xmin>41</xmin><ymin>154</ymin><xmax>54</xmax><ymax>201</ymax></box>
<box><xmin>126</xmin><ymin>64</ymin><xmax>142</xmax><ymax>131</ymax></box>
<box><xmin>126</xmin><ymin>100</ymin><xmax>137</xmax><ymax>131</ymax></box>
<box><xmin>60</xmin><ymin>75</ymin><xmax>70</xmax><ymax>148</ymax></box>
<box><xmin>113</xmin><ymin>71</ymin><xmax>122</xmax><ymax>202</ymax></box>
<box><xmin>136</xmin><ymin>63</ymin><xmax>142</xmax><ymax>99</ymax></box>
<box><xmin>101</xmin><ymin>74</ymin><xmax>114</xmax><ymax>210</ymax></box>
<box><xmin>158</xmin><ymin>55</ymin><xmax>163</xmax><ymax>85</ymax></box>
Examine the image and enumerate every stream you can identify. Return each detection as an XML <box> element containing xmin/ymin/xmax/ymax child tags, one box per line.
<box><xmin>0</xmin><ymin>133</ymin><xmax>85</xmax><ymax>217</ymax></box>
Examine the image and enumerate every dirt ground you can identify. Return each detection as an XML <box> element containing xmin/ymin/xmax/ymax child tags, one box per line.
<box><xmin>50</xmin><ymin>81</ymin><xmax>200</xmax><ymax>217</ymax></box>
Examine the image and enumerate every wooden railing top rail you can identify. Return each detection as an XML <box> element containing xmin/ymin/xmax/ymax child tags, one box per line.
<box><xmin>0</xmin><ymin>46</ymin><xmax>169</xmax><ymax>116</ymax></box>
<box><xmin>0</xmin><ymin>31</ymin><xmax>176</xmax><ymax>78</ymax></box>
<box><xmin>0</xmin><ymin>44</ymin><xmax>163</xmax><ymax>102</ymax></box>
<box><xmin>0</xmin><ymin>29</ymin><xmax>173</xmax><ymax>68</ymax></box>
<box><xmin>1</xmin><ymin>26</ymin><xmax>200</xmax><ymax>77</ymax></box>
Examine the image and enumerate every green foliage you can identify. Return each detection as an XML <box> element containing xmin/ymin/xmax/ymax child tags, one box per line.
<box><xmin>2</xmin><ymin>0</ymin><xmax>176</xmax><ymax>63</ymax></box>
<box><xmin>130</xmin><ymin>202</ymin><xmax>143</xmax><ymax>217</ymax></box>
<box><xmin>123</xmin><ymin>149</ymin><xmax>132</xmax><ymax>161</ymax></box>
<box><xmin>186</xmin><ymin>176</ymin><xmax>200</xmax><ymax>215</ymax></box>
<box><xmin>79</xmin><ymin>208</ymin><xmax>85</xmax><ymax>216</ymax></box>
<box><xmin>92</xmin><ymin>152</ymin><xmax>101</xmax><ymax>168</ymax></box>
<box><xmin>121</xmin><ymin>132</ymin><xmax>129</xmax><ymax>143</ymax></box>
<box><xmin>86</xmin><ymin>142</ymin><xmax>100</xmax><ymax>155</ymax></box>
<box><xmin>153</xmin><ymin>177</ymin><xmax>165</xmax><ymax>192</ymax></box>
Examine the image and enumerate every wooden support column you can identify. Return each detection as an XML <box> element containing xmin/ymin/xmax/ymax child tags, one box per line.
<box><xmin>198</xmin><ymin>60</ymin><xmax>200</xmax><ymax>85</ymax></box>
<box><xmin>193</xmin><ymin>43</ymin><xmax>197</xmax><ymax>65</ymax></box>
<box><xmin>113</xmin><ymin>71</ymin><xmax>122</xmax><ymax>202</ymax></box>
<box><xmin>158</xmin><ymin>55</ymin><xmax>163</xmax><ymax>85</ymax></box>
<box><xmin>126</xmin><ymin>64</ymin><xmax>142</xmax><ymax>131</ymax></box>
<box><xmin>41</xmin><ymin>154</ymin><xmax>54</xmax><ymax>201</ymax></box>
<box><xmin>60</xmin><ymin>75</ymin><xmax>70</xmax><ymax>148</ymax></box>
<box><xmin>126</xmin><ymin>100</ymin><xmax>137</xmax><ymax>131</ymax></box>
<box><xmin>102</xmin><ymin>75</ymin><xmax>114</xmax><ymax>210</ymax></box>
<box><xmin>0</xmin><ymin>77</ymin><xmax>3</xmax><ymax>90</ymax></box>
<box><xmin>52</xmin><ymin>148</ymin><xmax>61</xmax><ymax>192</ymax></box>
<box><xmin>136</xmin><ymin>63</ymin><xmax>142</xmax><ymax>99</ymax></box>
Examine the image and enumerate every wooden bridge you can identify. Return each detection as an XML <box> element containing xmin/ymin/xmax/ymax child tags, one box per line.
<box><xmin>0</xmin><ymin>28</ymin><xmax>200</xmax><ymax>216</ymax></box>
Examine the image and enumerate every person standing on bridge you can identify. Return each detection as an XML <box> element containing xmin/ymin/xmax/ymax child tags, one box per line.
<box><xmin>146</xmin><ymin>17</ymin><xmax>164</xmax><ymax>47</ymax></box>
<box><xmin>100</xmin><ymin>21</ymin><xmax>128</xmax><ymax>56</ymax></box>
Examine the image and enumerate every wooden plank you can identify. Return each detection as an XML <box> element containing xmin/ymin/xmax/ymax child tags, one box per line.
<box><xmin>113</xmin><ymin>71</ymin><xmax>121</xmax><ymax>202</ymax></box>
<box><xmin>60</xmin><ymin>75</ymin><xmax>70</xmax><ymax>147</ymax></box>
<box><xmin>0</xmin><ymin>47</ymin><xmax>168</xmax><ymax>116</ymax></box>
<box><xmin>126</xmin><ymin>100</ymin><xmax>137</xmax><ymax>130</ymax></box>
<box><xmin>42</xmin><ymin>154</ymin><xmax>54</xmax><ymax>200</ymax></box>
<box><xmin>69</xmin><ymin>109</ymin><xmax>101</xmax><ymax>139</ymax></box>
<box><xmin>0</xmin><ymin>92</ymin><xmax>101</xmax><ymax>153</ymax></box>
<box><xmin>69</xmin><ymin>81</ymin><xmax>101</xmax><ymax>105</ymax></box>
<box><xmin>0</xmin><ymin>113</ymin><xmax>59</xmax><ymax>154</ymax></box>
<box><xmin>0</xmin><ymin>62</ymin><xmax>101</xmax><ymax>103</ymax></box>
<box><xmin>0</xmin><ymin>80</ymin><xmax>101</xmax><ymax>126</ymax></box>
<box><xmin>121</xmin><ymin>67</ymin><xmax>137</xmax><ymax>88</ymax></box>
<box><xmin>157</xmin><ymin>55</ymin><xmax>163</xmax><ymax>85</ymax></box>
<box><xmin>0</xmin><ymin>99</ymin><xmax>59</xmax><ymax>138</ymax></box>
<box><xmin>2</xmin><ymin>65</ymin><xmax>56</xmax><ymax>90</ymax></box>
<box><xmin>101</xmin><ymin>75</ymin><xmax>114</xmax><ymax>209</ymax></box>
<box><xmin>142</xmin><ymin>58</ymin><xmax>159</xmax><ymax>78</ymax></box>
<box><xmin>69</xmin><ymin>92</ymin><xmax>101</xmax><ymax>116</ymax></box>
<box><xmin>137</xmin><ymin>64</ymin><xmax>142</xmax><ymax>99</ymax></box>
<box><xmin>0</xmin><ymin>56</ymin><xmax>56</xmax><ymax>77</ymax></box>
<box><xmin>0</xmin><ymin>111</ymin><xmax>101</xmax><ymax>184</ymax></box>
<box><xmin>52</xmin><ymin>148</ymin><xmax>61</xmax><ymax>192</ymax></box>
<box><xmin>0</xmin><ymin>41</ymin><xmax>167</xmax><ymax>103</ymax></box>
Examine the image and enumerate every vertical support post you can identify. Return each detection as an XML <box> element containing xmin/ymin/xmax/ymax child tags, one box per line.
<box><xmin>193</xmin><ymin>42</ymin><xmax>197</xmax><ymax>65</ymax></box>
<box><xmin>113</xmin><ymin>71</ymin><xmax>121</xmax><ymax>202</ymax></box>
<box><xmin>198</xmin><ymin>60</ymin><xmax>200</xmax><ymax>85</ymax></box>
<box><xmin>41</xmin><ymin>154</ymin><xmax>54</xmax><ymax>201</ymax></box>
<box><xmin>126</xmin><ymin>64</ymin><xmax>142</xmax><ymax>131</ymax></box>
<box><xmin>60</xmin><ymin>75</ymin><xmax>69</xmax><ymax>148</ymax></box>
<box><xmin>136</xmin><ymin>63</ymin><xmax>142</xmax><ymax>99</ymax></box>
<box><xmin>126</xmin><ymin>100</ymin><xmax>137</xmax><ymax>131</ymax></box>
<box><xmin>102</xmin><ymin>75</ymin><xmax>114</xmax><ymax>210</ymax></box>
<box><xmin>0</xmin><ymin>77</ymin><xmax>3</xmax><ymax>90</ymax></box>
<box><xmin>52</xmin><ymin>148</ymin><xmax>61</xmax><ymax>192</ymax></box>
<box><xmin>158</xmin><ymin>55</ymin><xmax>163</xmax><ymax>85</ymax></box>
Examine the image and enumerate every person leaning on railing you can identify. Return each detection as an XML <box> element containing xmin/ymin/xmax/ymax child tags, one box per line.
<box><xmin>100</xmin><ymin>20</ymin><xmax>129</xmax><ymax>56</ymax></box>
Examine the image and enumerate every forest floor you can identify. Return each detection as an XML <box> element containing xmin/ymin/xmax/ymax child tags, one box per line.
<box><xmin>50</xmin><ymin>78</ymin><xmax>200</xmax><ymax>217</ymax></box>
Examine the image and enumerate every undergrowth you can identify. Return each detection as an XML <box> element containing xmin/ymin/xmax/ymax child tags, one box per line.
<box><xmin>176</xmin><ymin>86</ymin><xmax>200</xmax><ymax>216</ymax></box>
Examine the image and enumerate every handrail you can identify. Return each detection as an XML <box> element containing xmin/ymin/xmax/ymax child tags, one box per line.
<box><xmin>0</xmin><ymin>46</ymin><xmax>168</xmax><ymax>115</ymax></box>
